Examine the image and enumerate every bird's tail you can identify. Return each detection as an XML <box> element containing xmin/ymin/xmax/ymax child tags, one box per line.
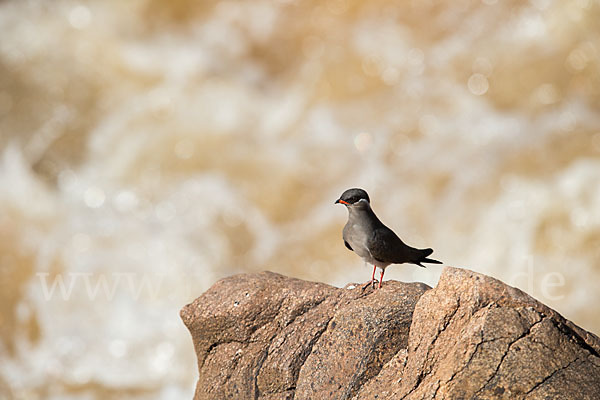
<box><xmin>413</xmin><ymin>248</ymin><xmax>443</xmax><ymax>268</ymax></box>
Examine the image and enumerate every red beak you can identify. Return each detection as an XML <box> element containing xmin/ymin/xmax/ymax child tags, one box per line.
<box><xmin>335</xmin><ymin>199</ymin><xmax>350</xmax><ymax>205</ymax></box>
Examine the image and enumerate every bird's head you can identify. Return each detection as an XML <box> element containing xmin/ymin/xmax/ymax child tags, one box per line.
<box><xmin>335</xmin><ymin>188</ymin><xmax>370</xmax><ymax>210</ymax></box>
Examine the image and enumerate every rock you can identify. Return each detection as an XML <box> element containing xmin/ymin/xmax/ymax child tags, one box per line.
<box><xmin>181</xmin><ymin>268</ymin><xmax>600</xmax><ymax>399</ymax></box>
<box><xmin>180</xmin><ymin>272</ymin><xmax>429</xmax><ymax>399</ymax></box>
<box><xmin>388</xmin><ymin>267</ymin><xmax>600</xmax><ymax>400</ymax></box>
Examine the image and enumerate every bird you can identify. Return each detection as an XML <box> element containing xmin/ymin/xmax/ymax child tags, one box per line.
<box><xmin>335</xmin><ymin>188</ymin><xmax>442</xmax><ymax>289</ymax></box>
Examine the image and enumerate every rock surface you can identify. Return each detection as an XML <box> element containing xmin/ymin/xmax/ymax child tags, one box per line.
<box><xmin>181</xmin><ymin>267</ymin><xmax>600</xmax><ymax>399</ymax></box>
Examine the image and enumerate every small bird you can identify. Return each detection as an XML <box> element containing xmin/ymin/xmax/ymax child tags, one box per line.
<box><xmin>335</xmin><ymin>188</ymin><xmax>442</xmax><ymax>289</ymax></box>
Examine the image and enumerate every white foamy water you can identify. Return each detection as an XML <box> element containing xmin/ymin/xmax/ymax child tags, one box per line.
<box><xmin>1</xmin><ymin>0</ymin><xmax>599</xmax><ymax>398</ymax></box>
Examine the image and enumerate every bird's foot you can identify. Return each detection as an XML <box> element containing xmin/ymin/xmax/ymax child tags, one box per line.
<box><xmin>361</xmin><ymin>279</ymin><xmax>379</xmax><ymax>291</ymax></box>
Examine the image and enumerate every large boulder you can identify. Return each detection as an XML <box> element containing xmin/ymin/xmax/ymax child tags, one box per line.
<box><xmin>180</xmin><ymin>267</ymin><xmax>600</xmax><ymax>399</ymax></box>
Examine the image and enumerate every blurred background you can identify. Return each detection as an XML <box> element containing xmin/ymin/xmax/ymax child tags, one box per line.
<box><xmin>1</xmin><ymin>0</ymin><xmax>600</xmax><ymax>398</ymax></box>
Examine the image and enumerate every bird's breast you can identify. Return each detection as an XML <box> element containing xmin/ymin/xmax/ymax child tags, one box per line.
<box><xmin>343</xmin><ymin>222</ymin><xmax>372</xmax><ymax>260</ymax></box>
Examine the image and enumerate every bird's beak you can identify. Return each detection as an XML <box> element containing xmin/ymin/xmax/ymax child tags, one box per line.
<box><xmin>335</xmin><ymin>199</ymin><xmax>349</xmax><ymax>205</ymax></box>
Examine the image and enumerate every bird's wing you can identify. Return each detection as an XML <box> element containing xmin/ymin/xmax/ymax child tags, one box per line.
<box><xmin>344</xmin><ymin>240</ymin><xmax>353</xmax><ymax>251</ymax></box>
<box><xmin>367</xmin><ymin>226</ymin><xmax>410</xmax><ymax>263</ymax></box>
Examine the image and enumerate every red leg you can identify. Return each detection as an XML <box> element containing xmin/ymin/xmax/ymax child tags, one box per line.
<box><xmin>371</xmin><ymin>265</ymin><xmax>377</xmax><ymax>288</ymax></box>
<box><xmin>378</xmin><ymin>270</ymin><xmax>384</xmax><ymax>289</ymax></box>
<box><xmin>362</xmin><ymin>265</ymin><xmax>378</xmax><ymax>290</ymax></box>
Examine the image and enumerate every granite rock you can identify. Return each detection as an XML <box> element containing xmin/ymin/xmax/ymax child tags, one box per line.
<box><xmin>181</xmin><ymin>267</ymin><xmax>600</xmax><ymax>399</ymax></box>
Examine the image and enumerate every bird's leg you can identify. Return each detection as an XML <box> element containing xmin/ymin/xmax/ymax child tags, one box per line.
<box><xmin>372</xmin><ymin>265</ymin><xmax>377</xmax><ymax>288</ymax></box>
<box><xmin>362</xmin><ymin>265</ymin><xmax>378</xmax><ymax>290</ymax></box>
<box><xmin>378</xmin><ymin>269</ymin><xmax>384</xmax><ymax>289</ymax></box>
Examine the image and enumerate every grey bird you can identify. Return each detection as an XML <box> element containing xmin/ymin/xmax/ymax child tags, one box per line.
<box><xmin>335</xmin><ymin>188</ymin><xmax>442</xmax><ymax>289</ymax></box>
